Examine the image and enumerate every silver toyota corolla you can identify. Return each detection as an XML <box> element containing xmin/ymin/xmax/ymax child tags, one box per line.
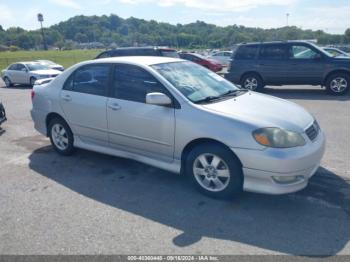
<box><xmin>1</xmin><ymin>62</ymin><xmax>62</xmax><ymax>87</ymax></box>
<box><xmin>30</xmin><ymin>57</ymin><xmax>325</xmax><ymax>198</ymax></box>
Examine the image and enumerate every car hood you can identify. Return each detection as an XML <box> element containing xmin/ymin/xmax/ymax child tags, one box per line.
<box><xmin>201</xmin><ymin>92</ymin><xmax>314</xmax><ymax>132</ymax></box>
<box><xmin>30</xmin><ymin>69</ymin><xmax>62</xmax><ymax>75</ymax></box>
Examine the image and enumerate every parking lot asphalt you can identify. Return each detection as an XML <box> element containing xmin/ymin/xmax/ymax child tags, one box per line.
<box><xmin>0</xmin><ymin>81</ymin><xmax>349</xmax><ymax>256</ymax></box>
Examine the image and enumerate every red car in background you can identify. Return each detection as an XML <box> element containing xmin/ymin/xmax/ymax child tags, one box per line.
<box><xmin>179</xmin><ymin>52</ymin><xmax>223</xmax><ymax>72</ymax></box>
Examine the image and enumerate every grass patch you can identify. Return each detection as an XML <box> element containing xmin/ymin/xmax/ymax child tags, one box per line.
<box><xmin>0</xmin><ymin>49</ymin><xmax>102</xmax><ymax>70</ymax></box>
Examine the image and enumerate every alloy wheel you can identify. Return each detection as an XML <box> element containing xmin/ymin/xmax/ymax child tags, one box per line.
<box><xmin>193</xmin><ymin>153</ymin><xmax>231</xmax><ymax>192</ymax></box>
<box><xmin>51</xmin><ymin>123</ymin><xmax>69</xmax><ymax>151</ymax></box>
<box><xmin>330</xmin><ymin>77</ymin><xmax>348</xmax><ymax>93</ymax></box>
<box><xmin>244</xmin><ymin>77</ymin><xmax>258</xmax><ymax>90</ymax></box>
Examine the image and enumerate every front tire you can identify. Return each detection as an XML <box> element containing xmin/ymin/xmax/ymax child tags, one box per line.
<box><xmin>241</xmin><ymin>73</ymin><xmax>264</xmax><ymax>92</ymax></box>
<box><xmin>186</xmin><ymin>143</ymin><xmax>243</xmax><ymax>199</ymax></box>
<box><xmin>325</xmin><ymin>73</ymin><xmax>350</xmax><ymax>95</ymax></box>
<box><xmin>48</xmin><ymin>118</ymin><xmax>75</xmax><ymax>156</ymax></box>
<box><xmin>30</xmin><ymin>77</ymin><xmax>37</xmax><ymax>86</ymax></box>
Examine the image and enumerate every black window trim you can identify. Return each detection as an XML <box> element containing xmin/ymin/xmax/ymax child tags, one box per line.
<box><xmin>109</xmin><ymin>63</ymin><xmax>181</xmax><ymax>109</ymax></box>
<box><xmin>62</xmin><ymin>63</ymin><xmax>113</xmax><ymax>97</ymax></box>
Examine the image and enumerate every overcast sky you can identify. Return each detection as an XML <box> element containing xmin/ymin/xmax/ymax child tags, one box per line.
<box><xmin>0</xmin><ymin>0</ymin><xmax>349</xmax><ymax>34</ymax></box>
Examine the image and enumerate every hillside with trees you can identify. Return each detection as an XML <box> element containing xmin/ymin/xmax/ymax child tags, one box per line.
<box><xmin>0</xmin><ymin>14</ymin><xmax>349</xmax><ymax>50</ymax></box>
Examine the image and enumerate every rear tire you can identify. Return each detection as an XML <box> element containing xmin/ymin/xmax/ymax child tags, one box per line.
<box><xmin>325</xmin><ymin>73</ymin><xmax>350</xmax><ymax>95</ymax></box>
<box><xmin>241</xmin><ymin>73</ymin><xmax>264</xmax><ymax>92</ymax></box>
<box><xmin>48</xmin><ymin>117</ymin><xmax>75</xmax><ymax>156</ymax></box>
<box><xmin>3</xmin><ymin>77</ymin><xmax>13</xmax><ymax>88</ymax></box>
<box><xmin>185</xmin><ymin>143</ymin><xmax>243</xmax><ymax>199</ymax></box>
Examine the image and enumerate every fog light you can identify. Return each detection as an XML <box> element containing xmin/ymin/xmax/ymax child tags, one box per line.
<box><xmin>272</xmin><ymin>175</ymin><xmax>304</xmax><ymax>184</ymax></box>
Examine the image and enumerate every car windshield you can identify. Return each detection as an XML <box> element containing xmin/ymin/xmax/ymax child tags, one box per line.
<box><xmin>160</xmin><ymin>50</ymin><xmax>180</xmax><ymax>58</ymax></box>
<box><xmin>38</xmin><ymin>60</ymin><xmax>56</xmax><ymax>65</ymax></box>
<box><xmin>26</xmin><ymin>63</ymin><xmax>50</xmax><ymax>71</ymax></box>
<box><xmin>151</xmin><ymin>61</ymin><xmax>240</xmax><ymax>103</ymax></box>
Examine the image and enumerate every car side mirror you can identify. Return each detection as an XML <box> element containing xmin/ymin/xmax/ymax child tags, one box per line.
<box><xmin>314</xmin><ymin>54</ymin><xmax>322</xmax><ymax>60</ymax></box>
<box><xmin>146</xmin><ymin>92</ymin><xmax>172</xmax><ymax>106</ymax></box>
<box><xmin>21</xmin><ymin>68</ymin><xmax>28</xmax><ymax>72</ymax></box>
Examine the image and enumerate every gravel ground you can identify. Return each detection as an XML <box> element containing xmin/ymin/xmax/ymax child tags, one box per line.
<box><xmin>0</xmin><ymin>81</ymin><xmax>349</xmax><ymax>256</ymax></box>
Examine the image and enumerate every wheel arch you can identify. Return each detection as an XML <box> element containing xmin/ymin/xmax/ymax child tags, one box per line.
<box><xmin>180</xmin><ymin>138</ymin><xmax>243</xmax><ymax>175</ymax></box>
<box><xmin>45</xmin><ymin>112</ymin><xmax>69</xmax><ymax>136</ymax></box>
<box><xmin>240</xmin><ymin>71</ymin><xmax>264</xmax><ymax>84</ymax></box>
<box><xmin>324</xmin><ymin>70</ymin><xmax>350</xmax><ymax>85</ymax></box>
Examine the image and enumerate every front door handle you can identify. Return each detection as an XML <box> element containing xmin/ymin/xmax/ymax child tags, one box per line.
<box><xmin>108</xmin><ymin>103</ymin><xmax>121</xmax><ymax>111</ymax></box>
<box><xmin>62</xmin><ymin>95</ymin><xmax>72</xmax><ymax>102</ymax></box>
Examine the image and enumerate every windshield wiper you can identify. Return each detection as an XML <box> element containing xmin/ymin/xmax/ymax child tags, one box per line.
<box><xmin>194</xmin><ymin>96</ymin><xmax>222</xmax><ymax>104</ymax></box>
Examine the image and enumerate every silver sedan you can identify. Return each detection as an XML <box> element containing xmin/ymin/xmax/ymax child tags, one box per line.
<box><xmin>1</xmin><ymin>62</ymin><xmax>62</xmax><ymax>87</ymax></box>
<box><xmin>30</xmin><ymin>57</ymin><xmax>325</xmax><ymax>198</ymax></box>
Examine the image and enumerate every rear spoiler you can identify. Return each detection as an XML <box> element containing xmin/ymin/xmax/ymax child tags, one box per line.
<box><xmin>34</xmin><ymin>78</ymin><xmax>54</xmax><ymax>86</ymax></box>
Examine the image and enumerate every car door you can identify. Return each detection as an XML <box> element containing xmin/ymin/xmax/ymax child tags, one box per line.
<box><xmin>16</xmin><ymin>64</ymin><xmax>29</xmax><ymax>84</ymax></box>
<box><xmin>60</xmin><ymin>64</ymin><xmax>111</xmax><ymax>146</ymax></box>
<box><xmin>107</xmin><ymin>64</ymin><xmax>175</xmax><ymax>162</ymax></box>
<box><xmin>286</xmin><ymin>43</ymin><xmax>326</xmax><ymax>84</ymax></box>
<box><xmin>257</xmin><ymin>44</ymin><xmax>289</xmax><ymax>84</ymax></box>
<box><xmin>6</xmin><ymin>64</ymin><xmax>18</xmax><ymax>83</ymax></box>
<box><xmin>8</xmin><ymin>64</ymin><xmax>26</xmax><ymax>84</ymax></box>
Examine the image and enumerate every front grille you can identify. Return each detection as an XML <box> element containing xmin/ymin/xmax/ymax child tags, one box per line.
<box><xmin>305</xmin><ymin>121</ymin><xmax>319</xmax><ymax>141</ymax></box>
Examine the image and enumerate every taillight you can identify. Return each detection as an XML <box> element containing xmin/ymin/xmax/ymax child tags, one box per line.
<box><xmin>31</xmin><ymin>90</ymin><xmax>35</xmax><ymax>100</ymax></box>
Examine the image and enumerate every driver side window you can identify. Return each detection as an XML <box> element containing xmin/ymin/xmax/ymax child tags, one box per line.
<box><xmin>290</xmin><ymin>45</ymin><xmax>319</xmax><ymax>59</ymax></box>
<box><xmin>112</xmin><ymin>64</ymin><xmax>170</xmax><ymax>103</ymax></box>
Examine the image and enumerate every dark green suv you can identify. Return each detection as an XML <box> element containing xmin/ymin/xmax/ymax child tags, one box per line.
<box><xmin>225</xmin><ymin>41</ymin><xmax>350</xmax><ymax>95</ymax></box>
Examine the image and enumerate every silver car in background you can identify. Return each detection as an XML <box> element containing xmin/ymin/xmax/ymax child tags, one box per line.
<box><xmin>30</xmin><ymin>57</ymin><xmax>325</xmax><ymax>198</ymax></box>
<box><xmin>1</xmin><ymin>62</ymin><xmax>62</xmax><ymax>87</ymax></box>
<box><xmin>209</xmin><ymin>51</ymin><xmax>233</xmax><ymax>67</ymax></box>
<box><xmin>36</xmin><ymin>60</ymin><xmax>65</xmax><ymax>71</ymax></box>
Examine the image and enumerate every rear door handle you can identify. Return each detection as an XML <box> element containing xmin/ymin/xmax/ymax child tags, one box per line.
<box><xmin>61</xmin><ymin>95</ymin><xmax>72</xmax><ymax>102</ymax></box>
<box><xmin>108</xmin><ymin>103</ymin><xmax>121</xmax><ymax>111</ymax></box>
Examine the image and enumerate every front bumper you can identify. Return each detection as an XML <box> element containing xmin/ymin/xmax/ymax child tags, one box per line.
<box><xmin>232</xmin><ymin>130</ymin><xmax>326</xmax><ymax>195</ymax></box>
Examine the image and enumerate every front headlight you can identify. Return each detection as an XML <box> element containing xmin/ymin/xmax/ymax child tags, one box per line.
<box><xmin>253</xmin><ymin>127</ymin><xmax>306</xmax><ymax>148</ymax></box>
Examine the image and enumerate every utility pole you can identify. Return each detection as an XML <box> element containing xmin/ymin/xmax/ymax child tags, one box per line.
<box><xmin>286</xmin><ymin>13</ymin><xmax>290</xmax><ymax>27</ymax></box>
<box><xmin>37</xmin><ymin>13</ymin><xmax>48</xmax><ymax>50</ymax></box>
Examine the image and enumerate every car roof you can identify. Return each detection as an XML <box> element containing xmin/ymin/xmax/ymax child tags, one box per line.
<box><xmin>104</xmin><ymin>46</ymin><xmax>176</xmax><ymax>52</ymax></box>
<box><xmin>87</xmin><ymin>56</ymin><xmax>185</xmax><ymax>66</ymax></box>
<box><xmin>239</xmin><ymin>40</ymin><xmax>314</xmax><ymax>46</ymax></box>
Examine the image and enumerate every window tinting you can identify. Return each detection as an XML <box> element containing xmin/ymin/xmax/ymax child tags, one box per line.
<box><xmin>64</xmin><ymin>64</ymin><xmax>110</xmax><ymax>96</ymax></box>
<box><xmin>235</xmin><ymin>45</ymin><xmax>258</xmax><ymax>60</ymax></box>
<box><xmin>112</xmin><ymin>64</ymin><xmax>168</xmax><ymax>103</ymax></box>
<box><xmin>259</xmin><ymin>45</ymin><xmax>287</xmax><ymax>60</ymax></box>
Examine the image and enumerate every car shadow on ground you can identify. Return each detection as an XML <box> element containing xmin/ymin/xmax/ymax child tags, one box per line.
<box><xmin>28</xmin><ymin>145</ymin><xmax>350</xmax><ymax>256</ymax></box>
<box><xmin>0</xmin><ymin>84</ymin><xmax>32</xmax><ymax>90</ymax></box>
<box><xmin>263</xmin><ymin>87</ymin><xmax>350</xmax><ymax>101</ymax></box>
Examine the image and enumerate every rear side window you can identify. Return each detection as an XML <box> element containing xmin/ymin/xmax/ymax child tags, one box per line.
<box><xmin>259</xmin><ymin>45</ymin><xmax>287</xmax><ymax>60</ymax></box>
<box><xmin>112</xmin><ymin>64</ymin><xmax>169</xmax><ymax>103</ymax></box>
<box><xmin>63</xmin><ymin>64</ymin><xmax>110</xmax><ymax>96</ymax></box>
<box><xmin>235</xmin><ymin>45</ymin><xmax>258</xmax><ymax>60</ymax></box>
<box><xmin>8</xmin><ymin>64</ymin><xmax>18</xmax><ymax>70</ymax></box>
